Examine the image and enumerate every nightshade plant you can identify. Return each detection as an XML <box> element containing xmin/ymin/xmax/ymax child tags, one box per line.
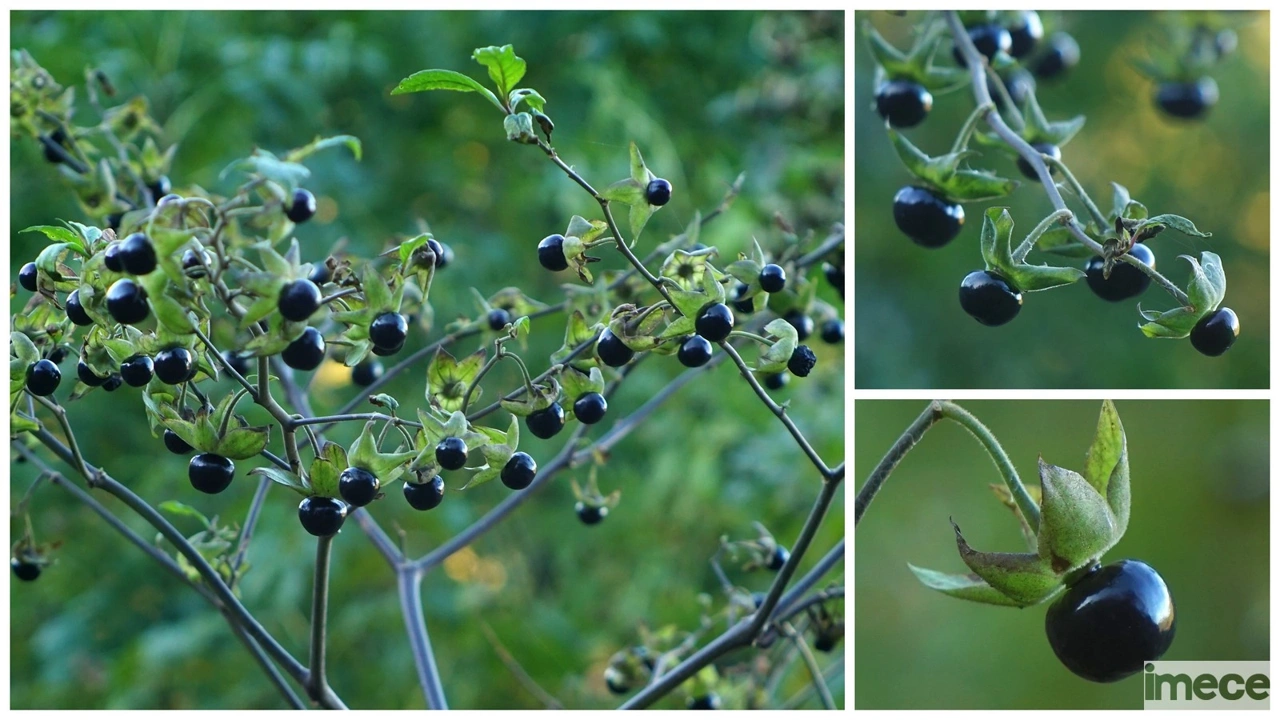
<box><xmin>864</xmin><ymin>11</ymin><xmax>1241</xmax><ymax>357</ymax></box>
<box><xmin>856</xmin><ymin>401</ymin><xmax>1176</xmax><ymax>685</ymax></box>
<box><xmin>9</xmin><ymin>44</ymin><xmax>843</xmax><ymax>710</ymax></box>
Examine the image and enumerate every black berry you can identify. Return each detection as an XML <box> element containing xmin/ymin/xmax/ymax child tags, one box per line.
<box><xmin>687</xmin><ymin>694</ymin><xmax>721</xmax><ymax>710</ymax></box>
<box><xmin>1189</xmin><ymin>307</ymin><xmax>1239</xmax><ymax>357</ymax></box>
<box><xmin>874</xmin><ymin>79</ymin><xmax>933</xmax><ymax>128</ymax></box>
<box><xmin>695</xmin><ymin>303</ymin><xmax>734</xmax><ymax>343</ymax></box>
<box><xmin>784</xmin><ymin>310</ymin><xmax>814</xmax><ymax>341</ymax></box>
<box><xmin>576</xmin><ymin>501</ymin><xmax>607</xmax><ymax>525</ymax></box>
<box><xmin>66</xmin><ymin>289</ymin><xmax>93</xmax><ymax>326</ymax></box>
<box><xmin>309</xmin><ymin>262</ymin><xmax>333</xmax><ymax>285</ymax></box>
<box><xmin>1006</xmin><ymin>10</ymin><xmax>1043</xmax><ymax>59</ymax></box>
<box><xmin>605</xmin><ymin>673</ymin><xmax>630</xmax><ymax>695</ymax></box>
<box><xmin>573</xmin><ymin>392</ymin><xmax>608</xmax><ymax>425</ymax></box>
<box><xmin>77</xmin><ymin>361</ymin><xmax>107</xmax><ymax>387</ymax></box>
<box><xmin>120</xmin><ymin>354</ymin><xmax>155</xmax><ymax>387</ymax></box>
<box><xmin>147</xmin><ymin>175</ymin><xmax>171</xmax><ymax>202</ymax></box>
<box><xmin>25</xmin><ymin>359</ymin><xmax>61</xmax><ymax>396</ymax></box>
<box><xmin>189</xmin><ymin>453</ymin><xmax>235</xmax><ymax>494</ymax></box>
<box><xmin>102</xmin><ymin>374</ymin><xmax>123</xmax><ymax>392</ymax></box>
<box><xmin>352</xmin><ymin>359</ymin><xmax>384</xmax><ymax>387</ymax></box>
<box><xmin>893</xmin><ymin>186</ymin><xmax>964</xmax><ymax>248</ymax></box>
<box><xmin>538</xmin><ymin>234</ymin><xmax>569</xmax><ymax>272</ymax></box>
<box><xmin>501</xmin><ymin>452</ymin><xmax>538</xmax><ymax>490</ymax></box>
<box><xmin>788</xmin><ymin>345</ymin><xmax>817</xmax><ymax>377</ymax></box>
<box><xmin>823</xmin><ymin>263</ymin><xmax>843</xmax><ymax>296</ymax></box>
<box><xmin>298</xmin><ymin>496</ymin><xmax>348</xmax><ymax>537</ymax></box>
<box><xmin>18</xmin><ymin>262</ymin><xmax>38</xmax><ymax>292</ymax></box>
<box><xmin>106</xmin><ymin>278</ymin><xmax>150</xmax><ymax>325</ymax></box>
<box><xmin>953</xmin><ymin>23</ymin><xmax>1012</xmax><ymax>66</ymax></box>
<box><xmin>163</xmin><ymin>429</ymin><xmax>194</xmax><ymax>455</ymax></box>
<box><xmin>286</xmin><ymin>188</ymin><xmax>317</xmax><ymax>223</ymax></box>
<box><xmin>1016</xmin><ymin>142</ymin><xmax>1061</xmax><ymax>180</ymax></box>
<box><xmin>678</xmin><ymin>335</ymin><xmax>714</xmax><ymax>368</ymax></box>
<box><xmin>732</xmin><ymin>283</ymin><xmax>755</xmax><ymax>314</ymax></box>
<box><xmin>596</xmin><ymin>329</ymin><xmax>635</xmax><ymax>367</ymax></box>
<box><xmin>1045</xmin><ymin>560</ymin><xmax>1175</xmax><ymax>683</ymax></box>
<box><xmin>435</xmin><ymin>437</ymin><xmax>469</xmax><ymax>471</ymax></box>
<box><xmin>103</xmin><ymin>243</ymin><xmax>124</xmax><ymax>273</ymax></box>
<box><xmin>105</xmin><ymin>212</ymin><xmax>124</xmax><ymax>232</ymax></box>
<box><xmin>527</xmin><ymin>402</ymin><xmax>566</xmax><ymax>439</ymax></box>
<box><xmin>404</xmin><ymin>476</ymin><xmax>446</xmax><ymax>510</ymax></box>
<box><xmin>427</xmin><ymin>238</ymin><xmax>453</xmax><ymax>269</ymax></box>
<box><xmin>1155</xmin><ymin>77</ymin><xmax>1219</xmax><ymax>120</ymax></box>
<box><xmin>1032</xmin><ymin>32</ymin><xmax>1080</xmax><ymax>80</ymax></box>
<box><xmin>993</xmin><ymin>71</ymin><xmax>1036</xmax><ymax>113</ymax></box>
<box><xmin>117</xmin><ymin>233</ymin><xmax>158</xmax><ymax>275</ymax></box>
<box><xmin>766</xmin><ymin>545</ymin><xmax>790</xmax><ymax>571</ymax></box>
<box><xmin>764</xmin><ymin>372</ymin><xmax>789</xmax><ymax>390</ymax></box>
<box><xmin>759</xmin><ymin>264</ymin><xmax>787</xmax><ymax>294</ymax></box>
<box><xmin>282</xmin><ymin>327</ymin><xmax>326</xmax><ymax>371</ymax></box>
<box><xmin>645</xmin><ymin>178</ymin><xmax>672</xmax><ymax>206</ymax></box>
<box><xmin>959</xmin><ymin>270</ymin><xmax>1022</xmax><ymax>326</ymax></box>
<box><xmin>222</xmin><ymin>351</ymin><xmax>251</xmax><ymax>378</ymax></box>
<box><xmin>48</xmin><ymin>347</ymin><xmax>67</xmax><ymax>365</ymax></box>
<box><xmin>182</xmin><ymin>248</ymin><xmax>210</xmax><ymax>278</ymax></box>
<box><xmin>1084</xmin><ymin>244</ymin><xmax>1155</xmax><ymax>302</ymax></box>
<box><xmin>338</xmin><ymin>467</ymin><xmax>380</xmax><ymax>507</ymax></box>
<box><xmin>820</xmin><ymin>318</ymin><xmax>844</xmax><ymax>344</ymax></box>
<box><xmin>278</xmin><ymin>279</ymin><xmax>322</xmax><ymax>322</ymax></box>
<box><xmin>11</xmin><ymin>557</ymin><xmax>40</xmax><ymax>582</ymax></box>
<box><xmin>369</xmin><ymin>312</ymin><xmax>408</xmax><ymax>354</ymax></box>
<box><xmin>154</xmin><ymin>347</ymin><xmax>196</xmax><ymax>384</ymax></box>
<box><xmin>487</xmin><ymin>308</ymin><xmax>512</xmax><ymax>331</ymax></box>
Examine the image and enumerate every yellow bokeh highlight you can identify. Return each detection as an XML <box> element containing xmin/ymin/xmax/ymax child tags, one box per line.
<box><xmin>1238</xmin><ymin>191</ymin><xmax>1270</xmax><ymax>253</ymax></box>
<box><xmin>312</xmin><ymin>359</ymin><xmax>352</xmax><ymax>392</ymax></box>
<box><xmin>444</xmin><ymin>546</ymin><xmax>479</xmax><ymax>582</ymax></box>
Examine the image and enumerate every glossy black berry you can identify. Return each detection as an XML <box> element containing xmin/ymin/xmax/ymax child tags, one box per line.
<box><xmin>222</xmin><ymin>351</ymin><xmax>251</xmax><ymax>378</ymax></box>
<box><xmin>1045</xmin><ymin>559</ymin><xmax>1176</xmax><ymax>683</ymax></box>
<box><xmin>1006</xmin><ymin>10</ymin><xmax>1043</xmax><ymax>58</ymax></box>
<box><xmin>25</xmin><ymin>359</ymin><xmax>60</xmax><ymax>396</ymax></box>
<box><xmin>646</xmin><ymin>178</ymin><xmax>672</xmax><ymax>206</ymax></box>
<box><xmin>309</xmin><ymin>262</ymin><xmax>333</xmax><ymax>285</ymax></box>
<box><xmin>47</xmin><ymin>347</ymin><xmax>67</xmax><ymax>365</ymax></box>
<box><xmin>120</xmin><ymin>354</ymin><xmax>155</xmax><ymax>387</ymax></box>
<box><xmin>538</xmin><ymin>234</ymin><xmax>569</xmax><ymax>272</ymax></box>
<box><xmin>298</xmin><ymin>496</ymin><xmax>348</xmax><ymax>537</ymax></box>
<box><xmin>1084</xmin><ymin>244</ymin><xmax>1155</xmax><ymax>302</ymax></box>
<box><xmin>784</xmin><ymin>310</ymin><xmax>814</xmax><ymax>342</ymax></box>
<box><xmin>369</xmin><ymin>312</ymin><xmax>408</xmax><ymax>354</ymax></box>
<box><xmin>102</xmin><ymin>374</ymin><xmax>123</xmax><ymax>392</ymax></box>
<box><xmin>426</xmin><ymin>238</ymin><xmax>453</xmax><ymax>269</ymax></box>
<box><xmin>893</xmin><ymin>186</ymin><xmax>965</xmax><ymax>248</ymax></box>
<box><xmin>147</xmin><ymin>175</ymin><xmax>171</xmax><ymax>202</ymax></box>
<box><xmin>487</xmin><ymin>308</ymin><xmax>512</xmax><ymax>331</ymax></box>
<box><xmin>993</xmin><ymin>71</ymin><xmax>1036</xmax><ymax>113</ymax></box>
<box><xmin>11</xmin><ymin>557</ymin><xmax>40</xmax><ymax>582</ymax></box>
<box><xmin>576</xmin><ymin>501</ymin><xmax>607</xmax><ymax>525</ymax></box>
<box><xmin>182</xmin><ymin>248</ymin><xmax>210</xmax><ymax>278</ymax></box>
<box><xmin>678</xmin><ymin>335</ymin><xmax>714</xmax><ymax>368</ymax></box>
<box><xmin>764</xmin><ymin>372</ymin><xmax>789</xmax><ymax>390</ymax></box>
<box><xmin>527</xmin><ymin>402</ymin><xmax>567</xmax><ymax>439</ymax></box>
<box><xmin>286</xmin><ymin>188</ymin><xmax>317</xmax><ymax>223</ymax></box>
<box><xmin>767</xmin><ymin>545</ymin><xmax>790</xmax><ymax>571</ymax></box>
<box><xmin>687</xmin><ymin>694</ymin><xmax>721</xmax><ymax>710</ymax></box>
<box><xmin>501</xmin><ymin>452</ymin><xmax>538</xmax><ymax>490</ymax></box>
<box><xmin>823</xmin><ymin>263</ymin><xmax>844</xmax><ymax>298</ymax></box>
<box><xmin>1189</xmin><ymin>307</ymin><xmax>1240</xmax><ymax>357</ymax></box>
<box><xmin>106</xmin><ymin>278</ymin><xmax>150</xmax><ymax>325</ymax></box>
<box><xmin>874</xmin><ymin>79</ymin><xmax>933</xmax><ymax>129</ymax></box>
<box><xmin>759</xmin><ymin>264</ymin><xmax>787</xmax><ymax>294</ymax></box>
<box><xmin>953</xmin><ymin>23</ymin><xmax>1012</xmax><ymax>66</ymax></box>
<box><xmin>77</xmin><ymin>361</ymin><xmax>107</xmax><ymax>387</ymax></box>
<box><xmin>959</xmin><ymin>270</ymin><xmax>1022</xmax><ymax>326</ymax></box>
<box><xmin>435</xmin><ymin>437</ymin><xmax>469</xmax><ymax>471</ymax></box>
<box><xmin>189</xmin><ymin>453</ymin><xmax>235</xmax><ymax>494</ymax></box>
<box><xmin>105</xmin><ymin>212</ymin><xmax>124</xmax><ymax>233</ymax></box>
<box><xmin>788</xmin><ymin>345</ymin><xmax>817</xmax><ymax>377</ymax></box>
<box><xmin>695</xmin><ymin>303</ymin><xmax>734</xmax><ymax>343</ymax></box>
<box><xmin>338</xmin><ymin>467</ymin><xmax>380</xmax><ymax>507</ymax></box>
<box><xmin>404</xmin><ymin>476</ymin><xmax>446</xmax><ymax>510</ymax></box>
<box><xmin>163</xmin><ymin>429</ymin><xmax>194</xmax><ymax>455</ymax></box>
<box><xmin>282</xmin><ymin>327</ymin><xmax>327</xmax><ymax>371</ymax></box>
<box><xmin>103</xmin><ymin>243</ymin><xmax>125</xmax><ymax>273</ymax></box>
<box><xmin>820</xmin><ymin>318</ymin><xmax>844</xmax><ymax>344</ymax></box>
<box><xmin>18</xmin><ymin>262</ymin><xmax>38</xmax><ymax>292</ymax></box>
<box><xmin>813</xmin><ymin>628</ymin><xmax>841</xmax><ymax>653</ymax></box>
<box><xmin>573</xmin><ymin>392</ymin><xmax>608</xmax><ymax>425</ymax></box>
<box><xmin>596</xmin><ymin>330</ymin><xmax>635</xmax><ymax>368</ymax></box>
<box><xmin>352</xmin><ymin>359</ymin><xmax>384</xmax><ymax>387</ymax></box>
<box><xmin>154</xmin><ymin>347</ymin><xmax>195</xmax><ymax>384</ymax></box>
<box><xmin>1155</xmin><ymin>77</ymin><xmax>1219</xmax><ymax>120</ymax></box>
<box><xmin>117</xmin><ymin>232</ymin><xmax>157</xmax><ymax>275</ymax></box>
<box><xmin>278</xmin><ymin>279</ymin><xmax>322</xmax><ymax>322</ymax></box>
<box><xmin>732</xmin><ymin>283</ymin><xmax>755</xmax><ymax>314</ymax></box>
<box><xmin>1016</xmin><ymin>143</ymin><xmax>1061</xmax><ymax>180</ymax></box>
<box><xmin>1032</xmin><ymin>32</ymin><xmax>1080</xmax><ymax>80</ymax></box>
<box><xmin>66</xmin><ymin>289</ymin><xmax>93</xmax><ymax>326</ymax></box>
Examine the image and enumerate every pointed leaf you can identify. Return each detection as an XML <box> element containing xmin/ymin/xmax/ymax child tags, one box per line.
<box><xmin>249</xmin><ymin>466</ymin><xmax>309</xmax><ymax>496</ymax></box>
<box><xmin>1036</xmin><ymin>459</ymin><xmax>1118</xmax><ymax>573</ymax></box>
<box><xmin>952</xmin><ymin>519</ymin><xmax>1062</xmax><ymax>606</ymax></box>
<box><xmin>392</xmin><ymin>69</ymin><xmax>504</xmax><ymax>112</ymax></box>
<box><xmin>216</xmin><ymin>425</ymin><xmax>271</xmax><ymax>460</ymax></box>
<box><xmin>908</xmin><ymin>564</ymin><xmax>1027</xmax><ymax>607</ymax></box>
<box><xmin>472</xmin><ymin>45</ymin><xmax>526</xmax><ymax>97</ymax></box>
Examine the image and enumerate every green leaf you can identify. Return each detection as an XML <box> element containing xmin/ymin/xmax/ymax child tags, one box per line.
<box><xmin>229</xmin><ymin>150</ymin><xmax>310</xmax><ymax>192</ymax></box>
<box><xmin>1035</xmin><ymin>226</ymin><xmax>1094</xmax><ymax>258</ymax></box>
<box><xmin>1138</xmin><ymin>252</ymin><xmax>1225</xmax><ymax>339</ymax></box>
<box><xmin>427</xmin><ymin>348</ymin><xmax>485</xmax><ymax>413</ymax></box>
<box><xmin>629</xmin><ymin>141</ymin><xmax>651</xmax><ymax>185</ymax></box>
<box><xmin>21</xmin><ymin>224</ymin><xmax>81</xmax><ymax>246</ymax></box>
<box><xmin>1036</xmin><ymin>459</ymin><xmax>1120</xmax><ymax>573</ymax></box>
<box><xmin>979</xmin><ymin>207</ymin><xmax>1016</xmax><ymax>274</ymax></box>
<box><xmin>1110</xmin><ymin>183</ymin><xmax>1132</xmax><ymax>221</ymax></box>
<box><xmin>951</xmin><ymin>519</ymin><xmax>1063</xmax><ymax>607</ymax></box>
<box><xmin>944</xmin><ymin>169</ymin><xmax>1019</xmax><ymax>202</ymax></box>
<box><xmin>149</xmin><ymin>291</ymin><xmax>196</xmax><ymax>334</ymax></box>
<box><xmin>1006</xmin><ymin>264</ymin><xmax>1086</xmax><ymax>293</ymax></box>
<box><xmin>34</xmin><ymin>242</ymin><xmax>72</xmax><ymax>278</ymax></box>
<box><xmin>602</xmin><ymin>178</ymin><xmax>645</xmax><ymax>204</ymax></box>
<box><xmin>1135</xmin><ymin>214</ymin><xmax>1212</xmax><ymax>239</ymax></box>
<box><xmin>285</xmin><ymin>134</ymin><xmax>362</xmax><ymax>163</ymax></box>
<box><xmin>249</xmin><ymin>466</ymin><xmax>308</xmax><ymax>496</ymax></box>
<box><xmin>216</xmin><ymin>426</ymin><xmax>271</xmax><ymax>460</ymax></box>
<box><xmin>10</xmin><ymin>332</ymin><xmax>40</xmax><ymax>365</ymax></box>
<box><xmin>158</xmin><ymin>501</ymin><xmax>211</xmax><ymax>528</ymax></box>
<box><xmin>754</xmin><ymin>318</ymin><xmax>798</xmax><ymax>373</ymax></box>
<box><xmin>309</xmin><ymin>443</ymin><xmax>347</xmax><ymax>498</ymax></box>
<box><xmin>508</xmin><ymin>88</ymin><xmax>546</xmax><ymax>113</ymax></box>
<box><xmin>1082</xmin><ymin>400</ymin><xmax>1124</xmax><ymax>497</ymax></box>
<box><xmin>658</xmin><ymin>314</ymin><xmax>696</xmax><ymax>340</ymax></box>
<box><xmin>391</xmin><ymin>68</ymin><xmax>504</xmax><ymax>112</ymax></box>
<box><xmin>362</xmin><ymin>264</ymin><xmax>394</xmax><ymax>314</ymax></box>
<box><xmin>472</xmin><ymin>45</ymin><xmax>526</xmax><ymax>97</ymax></box>
<box><xmin>908</xmin><ymin>564</ymin><xmax>1028</xmax><ymax>607</ymax></box>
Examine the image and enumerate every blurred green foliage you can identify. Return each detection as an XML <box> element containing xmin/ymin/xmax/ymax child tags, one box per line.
<box><xmin>855</xmin><ymin>400</ymin><xmax>1268</xmax><ymax>709</ymax></box>
<box><xmin>855</xmin><ymin>11</ymin><xmax>1269</xmax><ymax>388</ymax></box>
<box><xmin>9</xmin><ymin>10</ymin><xmax>845</xmax><ymax>710</ymax></box>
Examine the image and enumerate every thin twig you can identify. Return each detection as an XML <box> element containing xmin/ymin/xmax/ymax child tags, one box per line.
<box><xmin>779</xmin><ymin>622</ymin><xmax>835</xmax><ymax>709</ymax></box>
<box><xmin>307</xmin><ymin>535</ymin><xmax>335</xmax><ymax>701</ymax></box>
<box><xmin>399</xmin><ymin>568</ymin><xmax>448</xmax><ymax>709</ymax></box>
<box><xmin>855</xmin><ymin>402</ymin><xmax>941</xmax><ymax>526</ymax></box>
<box><xmin>479</xmin><ymin>620</ymin><xmax>564</xmax><ymax>709</ymax></box>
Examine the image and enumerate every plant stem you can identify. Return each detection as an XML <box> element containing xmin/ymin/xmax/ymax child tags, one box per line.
<box><xmin>855</xmin><ymin>402</ymin><xmax>942</xmax><ymax>526</ymax></box>
<box><xmin>307</xmin><ymin>535</ymin><xmax>334</xmax><ymax>702</ymax></box>
<box><xmin>936</xmin><ymin>401</ymin><xmax>1039</xmax><ymax>531</ymax></box>
<box><xmin>780</xmin><ymin>622</ymin><xmax>835</xmax><ymax>709</ymax></box>
<box><xmin>399</xmin><ymin>568</ymin><xmax>448</xmax><ymax>709</ymax></box>
<box><xmin>229</xmin><ymin>475</ymin><xmax>272</xmax><ymax>584</ymax></box>
<box><xmin>1013</xmin><ymin>208</ymin><xmax>1075</xmax><ymax>263</ymax></box>
<box><xmin>1043</xmin><ymin>155</ymin><xmax>1108</xmax><ymax>229</ymax></box>
<box><xmin>949</xmin><ymin>102</ymin><xmax>995</xmax><ymax>155</ymax></box>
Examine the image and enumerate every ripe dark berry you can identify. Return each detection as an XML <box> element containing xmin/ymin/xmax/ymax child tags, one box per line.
<box><xmin>285</xmin><ymin>188</ymin><xmax>317</xmax><ymax>223</ymax></box>
<box><xmin>763</xmin><ymin>372</ymin><xmax>789</xmax><ymax>390</ymax></box>
<box><xmin>371</xmin><ymin>344</ymin><xmax>398</xmax><ymax>357</ymax></box>
<box><xmin>338</xmin><ymin>467</ymin><xmax>380</xmax><ymax>507</ymax></box>
<box><xmin>695</xmin><ymin>303</ymin><xmax>734</xmax><ymax>343</ymax></box>
<box><xmin>576</xmin><ymin>501</ymin><xmax>607</xmax><ymax>525</ymax></box>
<box><xmin>369</xmin><ymin>312</ymin><xmax>408</xmax><ymax>354</ymax></box>
<box><xmin>959</xmin><ymin>270</ymin><xmax>1022</xmax><ymax>326</ymax></box>
<box><xmin>573</xmin><ymin>392</ymin><xmax>608</xmax><ymax>425</ymax></box>
<box><xmin>1155</xmin><ymin>77</ymin><xmax>1219</xmax><ymax>120</ymax></box>
<box><xmin>309</xmin><ymin>262</ymin><xmax>333</xmax><ymax>285</ymax></box>
<box><xmin>117</xmin><ymin>233</ymin><xmax>158</xmax><ymax>275</ymax></box>
<box><xmin>163</xmin><ymin>429</ymin><xmax>194</xmax><ymax>455</ymax></box>
<box><xmin>953</xmin><ymin>23</ymin><xmax>1012</xmax><ymax>66</ymax></box>
<box><xmin>426</xmin><ymin>238</ymin><xmax>453</xmax><ymax>269</ymax></box>
<box><xmin>823</xmin><ymin>263</ymin><xmax>844</xmax><ymax>298</ymax></box>
<box><xmin>42</xmin><ymin>134</ymin><xmax>64</xmax><ymax>164</ymax></box>
<box><xmin>788</xmin><ymin>345</ymin><xmax>817</xmax><ymax>377</ymax></box>
<box><xmin>102</xmin><ymin>374</ymin><xmax>123</xmax><ymax>392</ymax></box>
<box><xmin>893</xmin><ymin>186</ymin><xmax>964</xmax><ymax>248</ymax></box>
<box><xmin>106</xmin><ymin>278</ymin><xmax>150</xmax><ymax>325</ymax></box>
<box><xmin>48</xmin><ymin>347</ymin><xmax>67</xmax><ymax>365</ymax></box>
<box><xmin>77</xmin><ymin>361</ymin><xmax>107</xmax><ymax>387</ymax></box>
<box><xmin>813</xmin><ymin>628</ymin><xmax>841</xmax><ymax>653</ymax></box>
<box><xmin>487</xmin><ymin>308</ymin><xmax>512</xmax><ymax>331</ymax></box>
<box><xmin>11</xmin><ymin>557</ymin><xmax>41</xmax><ymax>582</ymax></box>
<box><xmin>874</xmin><ymin>79</ymin><xmax>933</xmax><ymax>128</ymax></box>
<box><xmin>783</xmin><ymin>310</ymin><xmax>814</xmax><ymax>342</ymax></box>
<box><xmin>352</xmin><ymin>359</ymin><xmax>383</xmax><ymax>387</ymax></box>
<box><xmin>105</xmin><ymin>212</ymin><xmax>124</xmax><ymax>232</ymax></box>
<box><xmin>759</xmin><ymin>264</ymin><xmax>787</xmax><ymax>294</ymax></box>
<box><xmin>732</xmin><ymin>283</ymin><xmax>754</xmax><ymax>314</ymax></box>
<box><xmin>147</xmin><ymin>175</ymin><xmax>171</xmax><ymax>201</ymax></box>
<box><xmin>1084</xmin><ymin>244</ymin><xmax>1155</xmax><ymax>302</ymax></box>
<box><xmin>66</xmin><ymin>289</ymin><xmax>93</xmax><ymax>326</ymax></box>
<box><xmin>404</xmin><ymin>476</ymin><xmax>446</xmax><ymax>510</ymax></box>
<box><xmin>538</xmin><ymin>234</ymin><xmax>569</xmax><ymax>271</ymax></box>
<box><xmin>120</xmin><ymin>354</ymin><xmax>155</xmax><ymax>387</ymax></box>
<box><xmin>687</xmin><ymin>694</ymin><xmax>721</xmax><ymax>710</ymax></box>
<box><xmin>527</xmin><ymin>402</ymin><xmax>566</xmax><ymax>439</ymax></box>
<box><xmin>435</xmin><ymin>436</ymin><xmax>469</xmax><ymax>471</ymax></box>
<box><xmin>492</xmin><ymin>453</ymin><xmax>535</xmax><ymax>492</ymax></box>
<box><xmin>1045</xmin><ymin>559</ymin><xmax>1176</xmax><ymax>683</ymax></box>
<box><xmin>25</xmin><ymin>359</ymin><xmax>61</xmax><ymax>396</ymax></box>
<box><xmin>993</xmin><ymin>71</ymin><xmax>1036</xmax><ymax>113</ymax></box>
<box><xmin>189</xmin><ymin>453</ymin><xmax>235</xmax><ymax>494</ymax></box>
<box><xmin>820</xmin><ymin>318</ymin><xmax>844</xmax><ymax>344</ymax></box>
<box><xmin>1016</xmin><ymin>142</ymin><xmax>1061</xmax><ymax>180</ymax></box>
<box><xmin>277</xmin><ymin>279</ymin><xmax>322</xmax><ymax>322</ymax></box>
<box><xmin>222</xmin><ymin>351</ymin><xmax>251</xmax><ymax>378</ymax></box>
<box><xmin>1032</xmin><ymin>32</ymin><xmax>1080</xmax><ymax>80</ymax></box>
<box><xmin>1006</xmin><ymin>10</ymin><xmax>1043</xmax><ymax>59</ymax></box>
<box><xmin>645</xmin><ymin>178</ymin><xmax>672</xmax><ymax>206</ymax></box>
<box><xmin>298</xmin><ymin>496</ymin><xmax>348</xmax><ymax>537</ymax></box>
<box><xmin>282</xmin><ymin>327</ymin><xmax>327</xmax><ymax>371</ymax></box>
<box><xmin>18</xmin><ymin>262</ymin><xmax>38</xmax><ymax>292</ymax></box>
<box><xmin>182</xmin><ymin>248</ymin><xmax>210</xmax><ymax>278</ymax></box>
<box><xmin>154</xmin><ymin>347</ymin><xmax>195</xmax><ymax>385</ymax></box>
<box><xmin>103</xmin><ymin>243</ymin><xmax>124</xmax><ymax>272</ymax></box>
<box><xmin>678</xmin><ymin>335</ymin><xmax>714</xmax><ymax>368</ymax></box>
<box><xmin>596</xmin><ymin>329</ymin><xmax>635</xmax><ymax>368</ymax></box>
<box><xmin>1189</xmin><ymin>307</ymin><xmax>1240</xmax><ymax>357</ymax></box>
<box><xmin>766</xmin><ymin>545</ymin><xmax>790</xmax><ymax>571</ymax></box>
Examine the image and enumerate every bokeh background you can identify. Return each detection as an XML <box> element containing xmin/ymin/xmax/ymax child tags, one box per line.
<box><xmin>854</xmin><ymin>400</ymin><xmax>1269</xmax><ymax>709</ymax></box>
<box><xmin>9</xmin><ymin>11</ymin><xmax>845</xmax><ymax>709</ymax></box>
<box><xmin>855</xmin><ymin>11</ymin><xmax>1269</xmax><ymax>389</ymax></box>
